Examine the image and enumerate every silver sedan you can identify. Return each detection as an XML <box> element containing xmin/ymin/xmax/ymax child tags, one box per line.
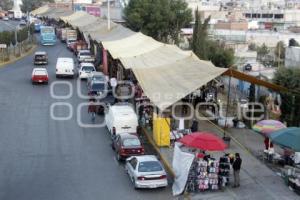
<box><xmin>125</xmin><ymin>155</ymin><xmax>168</xmax><ymax>189</ymax></box>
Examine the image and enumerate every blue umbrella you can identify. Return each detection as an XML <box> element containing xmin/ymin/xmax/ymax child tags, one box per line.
<box><xmin>269</xmin><ymin>127</ymin><xmax>300</xmax><ymax>151</ymax></box>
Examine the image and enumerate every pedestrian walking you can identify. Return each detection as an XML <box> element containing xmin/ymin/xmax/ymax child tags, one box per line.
<box><xmin>232</xmin><ymin>153</ymin><xmax>242</xmax><ymax>188</ymax></box>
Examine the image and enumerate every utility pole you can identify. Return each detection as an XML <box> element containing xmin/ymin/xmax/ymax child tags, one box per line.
<box><xmin>72</xmin><ymin>0</ymin><xmax>74</xmax><ymax>12</ymax></box>
<box><xmin>107</xmin><ymin>0</ymin><xmax>111</xmax><ymax>30</ymax></box>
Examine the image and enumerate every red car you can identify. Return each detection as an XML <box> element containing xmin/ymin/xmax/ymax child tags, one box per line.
<box><xmin>112</xmin><ymin>133</ymin><xmax>144</xmax><ymax>161</ymax></box>
<box><xmin>32</xmin><ymin>68</ymin><xmax>49</xmax><ymax>84</ymax></box>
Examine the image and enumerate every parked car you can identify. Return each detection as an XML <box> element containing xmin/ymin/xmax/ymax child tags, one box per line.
<box><xmin>87</xmin><ymin>71</ymin><xmax>106</xmax><ymax>87</ymax></box>
<box><xmin>56</xmin><ymin>57</ymin><xmax>75</xmax><ymax>78</ymax></box>
<box><xmin>112</xmin><ymin>133</ymin><xmax>144</xmax><ymax>161</ymax></box>
<box><xmin>105</xmin><ymin>104</ymin><xmax>138</xmax><ymax>138</ymax></box>
<box><xmin>78</xmin><ymin>62</ymin><xmax>95</xmax><ymax>79</ymax></box>
<box><xmin>31</xmin><ymin>68</ymin><xmax>48</xmax><ymax>84</ymax></box>
<box><xmin>87</xmin><ymin>79</ymin><xmax>108</xmax><ymax>97</ymax></box>
<box><xmin>34</xmin><ymin>51</ymin><xmax>48</xmax><ymax>65</ymax></box>
<box><xmin>19</xmin><ymin>20</ymin><xmax>26</xmax><ymax>26</ymax></box>
<box><xmin>125</xmin><ymin>155</ymin><xmax>168</xmax><ymax>189</ymax></box>
<box><xmin>77</xmin><ymin>50</ymin><xmax>95</xmax><ymax>63</ymax></box>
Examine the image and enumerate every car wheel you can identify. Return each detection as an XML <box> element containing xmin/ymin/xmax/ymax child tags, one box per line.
<box><xmin>132</xmin><ymin>179</ymin><xmax>138</xmax><ymax>190</ymax></box>
<box><xmin>116</xmin><ymin>152</ymin><xmax>121</xmax><ymax>161</ymax></box>
<box><xmin>45</xmin><ymin>82</ymin><xmax>48</xmax><ymax>85</ymax></box>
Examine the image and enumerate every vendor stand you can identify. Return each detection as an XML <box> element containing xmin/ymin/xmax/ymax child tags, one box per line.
<box><xmin>176</xmin><ymin>132</ymin><xmax>230</xmax><ymax>193</ymax></box>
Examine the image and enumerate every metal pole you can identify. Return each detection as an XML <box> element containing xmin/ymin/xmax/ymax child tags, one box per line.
<box><xmin>107</xmin><ymin>0</ymin><xmax>111</xmax><ymax>30</ymax></box>
<box><xmin>72</xmin><ymin>0</ymin><xmax>74</xmax><ymax>12</ymax></box>
<box><xmin>224</xmin><ymin>76</ymin><xmax>232</xmax><ymax>137</ymax></box>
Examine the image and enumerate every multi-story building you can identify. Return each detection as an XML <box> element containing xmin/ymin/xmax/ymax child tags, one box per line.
<box><xmin>244</xmin><ymin>9</ymin><xmax>300</xmax><ymax>30</ymax></box>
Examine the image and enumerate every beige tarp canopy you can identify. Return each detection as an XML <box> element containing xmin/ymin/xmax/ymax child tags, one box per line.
<box><xmin>91</xmin><ymin>25</ymin><xmax>135</xmax><ymax>42</ymax></box>
<box><xmin>60</xmin><ymin>11</ymin><xmax>87</xmax><ymax>23</ymax></box>
<box><xmin>30</xmin><ymin>5</ymin><xmax>49</xmax><ymax>15</ymax></box>
<box><xmin>68</xmin><ymin>13</ymin><xmax>98</xmax><ymax>27</ymax></box>
<box><xmin>102</xmin><ymin>33</ymin><xmax>164</xmax><ymax>59</ymax></box>
<box><xmin>120</xmin><ymin>45</ymin><xmax>193</xmax><ymax>69</ymax></box>
<box><xmin>132</xmin><ymin>54</ymin><xmax>227</xmax><ymax>111</ymax></box>
<box><xmin>39</xmin><ymin>9</ymin><xmax>73</xmax><ymax>19</ymax></box>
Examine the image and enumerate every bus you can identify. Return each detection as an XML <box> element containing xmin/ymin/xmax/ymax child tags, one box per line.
<box><xmin>40</xmin><ymin>26</ymin><xmax>56</xmax><ymax>45</ymax></box>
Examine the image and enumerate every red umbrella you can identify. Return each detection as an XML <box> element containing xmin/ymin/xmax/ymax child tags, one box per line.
<box><xmin>179</xmin><ymin>132</ymin><xmax>227</xmax><ymax>151</ymax></box>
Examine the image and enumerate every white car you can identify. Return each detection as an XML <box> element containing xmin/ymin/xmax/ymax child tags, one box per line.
<box><xmin>125</xmin><ymin>155</ymin><xmax>168</xmax><ymax>189</ymax></box>
<box><xmin>78</xmin><ymin>63</ymin><xmax>96</xmax><ymax>79</ymax></box>
<box><xmin>3</xmin><ymin>17</ymin><xmax>9</xmax><ymax>21</ymax></box>
<box><xmin>77</xmin><ymin>50</ymin><xmax>95</xmax><ymax>63</ymax></box>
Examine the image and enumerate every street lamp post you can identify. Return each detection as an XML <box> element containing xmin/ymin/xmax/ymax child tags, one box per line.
<box><xmin>107</xmin><ymin>0</ymin><xmax>110</xmax><ymax>30</ymax></box>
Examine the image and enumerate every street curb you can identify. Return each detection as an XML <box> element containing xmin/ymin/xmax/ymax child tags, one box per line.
<box><xmin>0</xmin><ymin>44</ymin><xmax>37</xmax><ymax>68</ymax></box>
<box><xmin>141</xmin><ymin>127</ymin><xmax>175</xmax><ymax>178</ymax></box>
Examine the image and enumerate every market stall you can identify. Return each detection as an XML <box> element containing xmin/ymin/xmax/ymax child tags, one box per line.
<box><xmin>172</xmin><ymin>132</ymin><xmax>230</xmax><ymax>194</ymax></box>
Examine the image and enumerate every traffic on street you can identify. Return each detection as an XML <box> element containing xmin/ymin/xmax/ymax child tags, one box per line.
<box><xmin>0</xmin><ymin>35</ymin><xmax>172</xmax><ymax>200</ymax></box>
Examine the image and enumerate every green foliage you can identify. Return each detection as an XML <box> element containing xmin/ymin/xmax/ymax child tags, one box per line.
<box><xmin>191</xmin><ymin>10</ymin><xmax>234</xmax><ymax>68</ymax></box>
<box><xmin>191</xmin><ymin>8</ymin><xmax>210</xmax><ymax>60</ymax></box>
<box><xmin>273</xmin><ymin>67</ymin><xmax>300</xmax><ymax>126</ymax></box>
<box><xmin>288</xmin><ymin>38</ymin><xmax>299</xmax><ymax>47</ymax></box>
<box><xmin>124</xmin><ymin>0</ymin><xmax>192</xmax><ymax>43</ymax></box>
<box><xmin>0</xmin><ymin>0</ymin><xmax>13</xmax><ymax>11</ymax></box>
<box><xmin>0</xmin><ymin>31</ymin><xmax>13</xmax><ymax>46</ymax></box>
<box><xmin>275</xmin><ymin>41</ymin><xmax>285</xmax><ymax>59</ymax></box>
<box><xmin>21</xmin><ymin>0</ymin><xmax>54</xmax><ymax>13</ymax></box>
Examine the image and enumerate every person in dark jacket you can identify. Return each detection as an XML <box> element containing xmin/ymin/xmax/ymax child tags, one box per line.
<box><xmin>232</xmin><ymin>153</ymin><xmax>242</xmax><ymax>187</ymax></box>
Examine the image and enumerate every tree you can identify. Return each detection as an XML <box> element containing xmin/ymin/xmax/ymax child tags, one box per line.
<box><xmin>275</xmin><ymin>41</ymin><xmax>285</xmax><ymax>59</ymax></box>
<box><xmin>124</xmin><ymin>0</ymin><xmax>192</xmax><ymax>43</ymax></box>
<box><xmin>0</xmin><ymin>0</ymin><xmax>13</xmax><ymax>11</ymax></box>
<box><xmin>288</xmin><ymin>38</ymin><xmax>299</xmax><ymax>47</ymax></box>
<box><xmin>191</xmin><ymin>8</ymin><xmax>210</xmax><ymax>60</ymax></box>
<box><xmin>21</xmin><ymin>0</ymin><xmax>54</xmax><ymax>13</ymax></box>
<box><xmin>257</xmin><ymin>43</ymin><xmax>270</xmax><ymax>64</ymax></box>
<box><xmin>273</xmin><ymin>67</ymin><xmax>300</xmax><ymax>126</ymax></box>
<box><xmin>191</xmin><ymin>10</ymin><xmax>234</xmax><ymax>68</ymax></box>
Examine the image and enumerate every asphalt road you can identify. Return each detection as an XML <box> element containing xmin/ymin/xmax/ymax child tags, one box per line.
<box><xmin>0</xmin><ymin>39</ymin><xmax>173</xmax><ymax>200</ymax></box>
<box><xmin>0</xmin><ymin>19</ymin><xmax>20</xmax><ymax>32</ymax></box>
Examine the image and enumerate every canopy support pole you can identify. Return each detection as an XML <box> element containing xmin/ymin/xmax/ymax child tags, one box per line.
<box><xmin>224</xmin><ymin>76</ymin><xmax>232</xmax><ymax>137</ymax></box>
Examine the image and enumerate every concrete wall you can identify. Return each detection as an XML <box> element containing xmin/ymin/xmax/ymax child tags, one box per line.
<box><xmin>285</xmin><ymin>46</ymin><xmax>300</xmax><ymax>68</ymax></box>
<box><xmin>214</xmin><ymin>21</ymin><xmax>248</xmax><ymax>31</ymax></box>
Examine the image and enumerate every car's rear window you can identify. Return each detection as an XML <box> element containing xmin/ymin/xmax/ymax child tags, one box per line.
<box><xmin>82</xmin><ymin>66</ymin><xmax>95</xmax><ymax>71</ymax></box>
<box><xmin>34</xmin><ymin>70</ymin><xmax>47</xmax><ymax>76</ymax></box>
<box><xmin>123</xmin><ymin>138</ymin><xmax>141</xmax><ymax>147</ymax></box>
<box><xmin>35</xmin><ymin>55</ymin><xmax>46</xmax><ymax>60</ymax></box>
<box><xmin>92</xmin><ymin>75</ymin><xmax>105</xmax><ymax>82</ymax></box>
<box><xmin>91</xmin><ymin>83</ymin><xmax>105</xmax><ymax>91</ymax></box>
<box><xmin>138</xmin><ymin>161</ymin><xmax>163</xmax><ymax>172</ymax></box>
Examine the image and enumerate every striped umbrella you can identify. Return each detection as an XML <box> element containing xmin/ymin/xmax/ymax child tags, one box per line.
<box><xmin>252</xmin><ymin>120</ymin><xmax>286</xmax><ymax>136</ymax></box>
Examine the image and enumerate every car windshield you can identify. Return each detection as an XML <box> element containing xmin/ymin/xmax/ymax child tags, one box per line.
<box><xmin>82</xmin><ymin>66</ymin><xmax>94</xmax><ymax>72</ymax></box>
<box><xmin>41</xmin><ymin>27</ymin><xmax>54</xmax><ymax>34</ymax></box>
<box><xmin>91</xmin><ymin>83</ymin><xmax>105</xmax><ymax>91</ymax></box>
<box><xmin>138</xmin><ymin>161</ymin><xmax>163</xmax><ymax>172</ymax></box>
<box><xmin>35</xmin><ymin>55</ymin><xmax>46</xmax><ymax>60</ymax></box>
<box><xmin>80</xmin><ymin>52</ymin><xmax>91</xmax><ymax>56</ymax></box>
<box><xmin>123</xmin><ymin>138</ymin><xmax>141</xmax><ymax>147</ymax></box>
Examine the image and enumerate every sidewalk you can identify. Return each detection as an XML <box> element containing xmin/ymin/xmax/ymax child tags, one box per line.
<box><xmin>156</xmin><ymin>118</ymin><xmax>299</xmax><ymax>200</ymax></box>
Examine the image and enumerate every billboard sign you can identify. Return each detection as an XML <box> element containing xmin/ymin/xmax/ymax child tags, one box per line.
<box><xmin>85</xmin><ymin>6</ymin><xmax>101</xmax><ymax>17</ymax></box>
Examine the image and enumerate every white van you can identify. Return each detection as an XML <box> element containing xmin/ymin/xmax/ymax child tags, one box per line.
<box><xmin>56</xmin><ymin>57</ymin><xmax>75</xmax><ymax>78</ymax></box>
<box><xmin>105</xmin><ymin>104</ymin><xmax>138</xmax><ymax>138</ymax></box>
